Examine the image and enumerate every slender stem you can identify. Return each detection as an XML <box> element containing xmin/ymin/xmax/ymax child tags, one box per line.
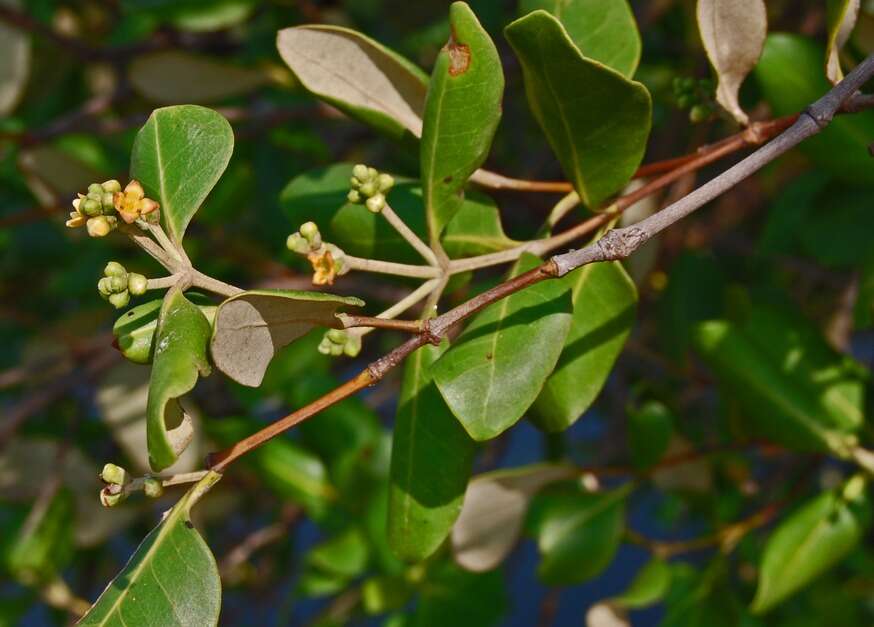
<box><xmin>146</xmin><ymin>275</ymin><xmax>180</xmax><ymax>290</ymax></box>
<box><xmin>126</xmin><ymin>470</ymin><xmax>210</xmax><ymax>493</ymax></box>
<box><xmin>121</xmin><ymin>225</ymin><xmax>178</xmax><ymax>272</ymax></box>
<box><xmin>207</xmin><ymin>55</ymin><xmax>874</xmax><ymax>474</ymax></box>
<box><xmin>337</xmin><ymin>314</ymin><xmax>424</xmax><ymax>333</ymax></box>
<box><xmin>344</xmin><ymin>256</ymin><xmax>442</xmax><ymax>279</ymax></box>
<box><xmin>190</xmin><ymin>269</ymin><xmax>244</xmax><ymax>298</ymax></box>
<box><xmin>147</xmin><ymin>223</ymin><xmax>184</xmax><ymax>264</ymax></box>
<box><xmin>351</xmin><ymin>278</ymin><xmax>441</xmax><ymax>338</ymax></box>
<box><xmin>382</xmin><ymin>203</ymin><xmax>440</xmax><ymax>267</ymax></box>
<box><xmin>469</xmin><ymin>168</ymin><xmax>573</xmax><ymax>192</ymax></box>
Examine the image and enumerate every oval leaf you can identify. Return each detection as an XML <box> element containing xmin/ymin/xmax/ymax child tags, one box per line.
<box><xmin>421</xmin><ymin>1</ymin><xmax>505</xmax><ymax>237</ymax></box>
<box><xmin>210</xmin><ymin>289</ymin><xmax>364</xmax><ymax>388</ymax></box>
<box><xmin>531</xmin><ymin>260</ymin><xmax>637</xmax><ymax>432</ymax></box>
<box><xmin>696</xmin><ymin>0</ymin><xmax>767</xmax><ymax>125</ymax></box>
<box><xmin>751</xmin><ymin>485</ymin><xmax>870</xmax><ymax>614</ymax></box>
<box><xmin>518</xmin><ymin>0</ymin><xmax>641</xmax><ymax>77</ymax></box>
<box><xmin>276</xmin><ymin>25</ymin><xmax>428</xmax><ymax>141</ymax></box>
<box><xmin>130</xmin><ymin>51</ymin><xmax>268</xmax><ymax>104</ymax></box>
<box><xmin>432</xmin><ymin>254</ymin><xmax>573</xmax><ymax>441</ymax></box>
<box><xmin>626</xmin><ymin>400</ymin><xmax>674</xmax><ymax>471</ymax></box>
<box><xmin>79</xmin><ymin>472</ymin><xmax>223</xmax><ymax>626</ymax></box>
<box><xmin>388</xmin><ymin>342</ymin><xmax>476</xmax><ymax>562</ymax></box>
<box><xmin>612</xmin><ymin>557</ymin><xmax>671</xmax><ymax>609</ymax></box>
<box><xmin>505</xmin><ymin>10</ymin><xmax>651</xmax><ymax>209</ymax></box>
<box><xmin>826</xmin><ymin>0</ymin><xmax>861</xmax><ymax>83</ymax></box>
<box><xmin>526</xmin><ymin>482</ymin><xmax>628</xmax><ymax>585</ymax></box>
<box><xmin>147</xmin><ymin>287</ymin><xmax>212</xmax><ymax>471</ymax></box>
<box><xmin>452</xmin><ymin>463</ymin><xmax>576</xmax><ymax>572</ymax></box>
<box><xmin>131</xmin><ymin>104</ymin><xmax>234</xmax><ymax>244</ymax></box>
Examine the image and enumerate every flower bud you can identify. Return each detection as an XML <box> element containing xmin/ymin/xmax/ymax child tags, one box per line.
<box><xmin>352</xmin><ymin>164</ymin><xmax>369</xmax><ymax>181</ymax></box>
<box><xmin>100</xmin><ymin>463</ymin><xmax>129</xmax><ymax>486</ymax></box>
<box><xmin>128</xmin><ymin>273</ymin><xmax>148</xmax><ymax>296</ymax></box>
<box><xmin>689</xmin><ymin>104</ymin><xmax>709</xmax><ymax>124</ymax></box>
<box><xmin>286</xmin><ymin>232</ymin><xmax>310</xmax><ymax>254</ymax></box>
<box><xmin>101</xmin><ymin>179</ymin><xmax>122</xmax><ymax>194</ymax></box>
<box><xmin>88</xmin><ymin>183</ymin><xmax>104</xmax><ymax>196</ymax></box>
<box><xmin>317</xmin><ymin>337</ymin><xmax>332</xmax><ymax>355</ymax></box>
<box><xmin>109</xmin><ymin>291</ymin><xmax>130</xmax><ymax>309</ymax></box>
<box><xmin>143</xmin><ymin>476</ymin><xmax>164</xmax><ymax>499</ymax></box>
<box><xmin>367</xmin><ymin>167</ymin><xmax>378</xmax><ymax>180</ymax></box>
<box><xmin>97</xmin><ymin>277</ymin><xmax>113</xmax><ymax>297</ymax></box>
<box><xmin>326</xmin><ymin>329</ymin><xmax>347</xmax><ymax>343</ymax></box>
<box><xmin>100</xmin><ymin>485</ymin><xmax>127</xmax><ymax>508</ymax></box>
<box><xmin>109</xmin><ymin>275</ymin><xmax>127</xmax><ymax>292</ymax></box>
<box><xmin>376</xmin><ymin>173</ymin><xmax>394</xmax><ymax>192</ymax></box>
<box><xmin>347</xmin><ymin>189</ymin><xmax>362</xmax><ymax>204</ymax></box>
<box><xmin>329</xmin><ymin>341</ymin><xmax>344</xmax><ymax>356</ymax></box>
<box><xmin>365</xmin><ymin>193</ymin><xmax>385</xmax><ymax>213</ymax></box>
<box><xmin>104</xmin><ymin>261</ymin><xmax>126</xmax><ymax>277</ymax></box>
<box><xmin>300</xmin><ymin>221</ymin><xmax>319</xmax><ymax>241</ymax></box>
<box><xmin>102</xmin><ymin>192</ymin><xmax>115</xmax><ymax>212</ymax></box>
<box><xmin>343</xmin><ymin>334</ymin><xmax>362</xmax><ymax>357</ymax></box>
<box><xmin>86</xmin><ymin>216</ymin><xmax>112</xmax><ymax>237</ymax></box>
<box><xmin>81</xmin><ymin>198</ymin><xmax>102</xmax><ymax>217</ymax></box>
<box><xmin>359</xmin><ymin>180</ymin><xmax>377</xmax><ymax>197</ymax></box>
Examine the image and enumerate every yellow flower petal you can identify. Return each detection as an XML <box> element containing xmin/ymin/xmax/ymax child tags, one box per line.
<box><xmin>124</xmin><ymin>180</ymin><xmax>145</xmax><ymax>199</ymax></box>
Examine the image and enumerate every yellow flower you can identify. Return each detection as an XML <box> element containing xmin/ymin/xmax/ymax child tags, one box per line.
<box><xmin>309</xmin><ymin>249</ymin><xmax>337</xmax><ymax>286</ymax></box>
<box><xmin>113</xmin><ymin>180</ymin><xmax>159</xmax><ymax>224</ymax></box>
<box><xmin>65</xmin><ymin>195</ymin><xmax>87</xmax><ymax>228</ymax></box>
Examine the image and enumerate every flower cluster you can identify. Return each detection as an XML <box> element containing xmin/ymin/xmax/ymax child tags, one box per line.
<box><xmin>318</xmin><ymin>329</ymin><xmax>362</xmax><ymax>358</ymax></box>
<box><xmin>97</xmin><ymin>261</ymin><xmax>148</xmax><ymax>309</ymax></box>
<box><xmin>98</xmin><ymin>463</ymin><xmax>163</xmax><ymax>507</ymax></box>
<box><xmin>66</xmin><ymin>179</ymin><xmax>160</xmax><ymax>237</ymax></box>
<box><xmin>347</xmin><ymin>164</ymin><xmax>394</xmax><ymax>213</ymax></box>
<box><xmin>287</xmin><ymin>221</ymin><xmax>349</xmax><ymax>286</ymax></box>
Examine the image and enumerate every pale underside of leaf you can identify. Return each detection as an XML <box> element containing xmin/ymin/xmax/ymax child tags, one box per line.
<box><xmin>826</xmin><ymin>0</ymin><xmax>861</xmax><ymax>83</ymax></box>
<box><xmin>0</xmin><ymin>0</ymin><xmax>30</xmax><ymax>116</ymax></box>
<box><xmin>210</xmin><ymin>290</ymin><xmax>363</xmax><ymax>387</ymax></box>
<box><xmin>697</xmin><ymin>0</ymin><xmax>767</xmax><ymax>125</ymax></box>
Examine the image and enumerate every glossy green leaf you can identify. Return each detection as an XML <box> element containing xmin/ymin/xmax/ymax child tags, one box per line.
<box><xmin>412</xmin><ymin>561</ymin><xmax>507</xmax><ymax>627</ymax></box>
<box><xmin>204</xmin><ymin>416</ymin><xmax>334</xmax><ymax>517</ymax></box>
<box><xmin>210</xmin><ymin>289</ymin><xmax>364</xmax><ymax>387</ymax></box>
<box><xmin>452</xmin><ymin>463</ymin><xmax>576</xmax><ymax>572</ymax></box>
<box><xmin>518</xmin><ymin>0</ymin><xmax>641</xmax><ymax>77</ymax></box>
<box><xmin>388</xmin><ymin>342</ymin><xmax>476</xmax><ymax>562</ymax></box>
<box><xmin>129</xmin><ymin>51</ymin><xmax>267</xmax><ymax>104</ymax></box>
<box><xmin>79</xmin><ymin>471</ymin><xmax>222</xmax><ymax>627</ymax></box>
<box><xmin>505</xmin><ymin>10</ymin><xmax>651</xmax><ymax>208</ymax></box>
<box><xmin>526</xmin><ymin>482</ymin><xmax>628</xmax><ymax>585</ymax></box>
<box><xmin>693</xmin><ymin>303</ymin><xmax>865</xmax><ymax>455</ymax></box>
<box><xmin>432</xmin><ymin>254</ymin><xmax>573</xmax><ymax>441</ymax></box>
<box><xmin>6</xmin><ymin>489</ymin><xmax>74</xmax><ymax>584</ymax></box>
<box><xmin>147</xmin><ymin>287</ymin><xmax>212</xmax><ymax>471</ymax></box>
<box><xmin>627</xmin><ymin>400</ymin><xmax>674</xmax><ymax>470</ymax></box>
<box><xmin>612</xmin><ymin>557</ymin><xmax>671</xmax><ymax>609</ymax></box>
<box><xmin>751</xmin><ymin>483</ymin><xmax>870</xmax><ymax>614</ymax></box>
<box><xmin>113</xmin><ymin>295</ymin><xmax>216</xmax><ymax>365</ymax></box>
<box><xmin>825</xmin><ymin>0</ymin><xmax>860</xmax><ymax>83</ymax></box>
<box><xmin>531</xmin><ymin>261</ymin><xmax>637</xmax><ymax>431</ymax></box>
<box><xmin>131</xmin><ymin>104</ymin><xmax>234</xmax><ymax>243</ymax></box>
<box><xmin>421</xmin><ymin>1</ymin><xmax>504</xmax><ymax>237</ymax></box>
<box><xmin>276</xmin><ymin>25</ymin><xmax>428</xmax><ymax>142</ymax></box>
<box><xmin>755</xmin><ymin>34</ymin><xmax>874</xmax><ymax>185</ymax></box>
<box><xmin>440</xmin><ymin>193</ymin><xmax>518</xmax><ymax>258</ymax></box>
<box><xmin>0</xmin><ymin>0</ymin><xmax>30</xmax><ymax>116</ymax></box>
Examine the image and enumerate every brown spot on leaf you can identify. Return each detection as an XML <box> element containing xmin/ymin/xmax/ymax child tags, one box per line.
<box><xmin>447</xmin><ymin>42</ymin><xmax>471</xmax><ymax>76</ymax></box>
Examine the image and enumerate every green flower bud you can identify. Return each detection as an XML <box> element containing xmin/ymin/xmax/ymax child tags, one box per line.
<box><xmin>108</xmin><ymin>275</ymin><xmax>127</xmax><ymax>292</ymax></box>
<box><xmin>143</xmin><ymin>476</ymin><xmax>164</xmax><ymax>499</ymax></box>
<box><xmin>300</xmin><ymin>221</ymin><xmax>322</xmax><ymax>248</ymax></box>
<box><xmin>286</xmin><ymin>232</ymin><xmax>310</xmax><ymax>254</ymax></box>
<box><xmin>100</xmin><ymin>463</ymin><xmax>128</xmax><ymax>486</ymax></box>
<box><xmin>101</xmin><ymin>179</ymin><xmax>122</xmax><ymax>194</ymax></box>
<box><xmin>128</xmin><ymin>273</ymin><xmax>148</xmax><ymax>296</ymax></box>
<box><xmin>359</xmin><ymin>181</ymin><xmax>377</xmax><ymax>197</ymax></box>
<box><xmin>329</xmin><ymin>341</ymin><xmax>344</xmax><ymax>356</ymax></box>
<box><xmin>88</xmin><ymin>183</ymin><xmax>104</xmax><ymax>196</ymax></box>
<box><xmin>689</xmin><ymin>104</ymin><xmax>710</xmax><ymax>124</ymax></box>
<box><xmin>343</xmin><ymin>334</ymin><xmax>362</xmax><ymax>357</ymax></box>
<box><xmin>366</xmin><ymin>193</ymin><xmax>385</xmax><ymax>213</ymax></box>
<box><xmin>102</xmin><ymin>192</ymin><xmax>115</xmax><ymax>212</ymax></box>
<box><xmin>376</xmin><ymin>173</ymin><xmax>394</xmax><ymax>192</ymax></box>
<box><xmin>109</xmin><ymin>291</ymin><xmax>130</xmax><ymax>309</ymax></box>
<box><xmin>86</xmin><ymin>216</ymin><xmax>112</xmax><ymax>237</ymax></box>
<box><xmin>104</xmin><ymin>261</ymin><xmax>126</xmax><ymax>277</ymax></box>
<box><xmin>680</xmin><ymin>77</ymin><xmax>695</xmax><ymax>91</ymax></box>
<box><xmin>347</xmin><ymin>189</ymin><xmax>362</xmax><ymax>204</ymax></box>
<box><xmin>97</xmin><ymin>277</ymin><xmax>113</xmax><ymax>297</ymax></box>
<box><xmin>352</xmin><ymin>164</ymin><xmax>369</xmax><ymax>181</ymax></box>
<box><xmin>82</xmin><ymin>198</ymin><xmax>102</xmax><ymax>217</ymax></box>
<box><xmin>367</xmin><ymin>167</ymin><xmax>378</xmax><ymax>180</ymax></box>
<box><xmin>326</xmin><ymin>329</ymin><xmax>347</xmax><ymax>343</ymax></box>
<box><xmin>676</xmin><ymin>93</ymin><xmax>694</xmax><ymax>109</ymax></box>
<box><xmin>317</xmin><ymin>337</ymin><xmax>333</xmax><ymax>355</ymax></box>
<box><xmin>100</xmin><ymin>485</ymin><xmax>127</xmax><ymax>508</ymax></box>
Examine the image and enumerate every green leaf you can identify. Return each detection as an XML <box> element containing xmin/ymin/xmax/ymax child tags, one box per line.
<box><xmin>421</xmin><ymin>1</ymin><xmax>504</xmax><ymax>237</ymax></box>
<box><xmin>362</xmin><ymin>575</ymin><xmax>413</xmax><ymax>615</ymax></box>
<box><xmin>131</xmin><ymin>104</ymin><xmax>234</xmax><ymax>243</ymax></box>
<box><xmin>388</xmin><ymin>342</ymin><xmax>475</xmax><ymax>562</ymax></box>
<box><xmin>693</xmin><ymin>303</ymin><xmax>865</xmax><ymax>455</ymax></box>
<box><xmin>0</xmin><ymin>0</ymin><xmax>30</xmax><ymax>116</ymax></box>
<box><xmin>147</xmin><ymin>287</ymin><xmax>212</xmax><ymax>471</ymax></box>
<box><xmin>204</xmin><ymin>416</ymin><xmax>334</xmax><ymax>517</ymax></box>
<box><xmin>440</xmin><ymin>192</ymin><xmax>518</xmax><ymax>257</ymax></box>
<box><xmin>627</xmin><ymin>400</ymin><xmax>674</xmax><ymax>471</ymax></box>
<box><xmin>276</xmin><ymin>25</ymin><xmax>428</xmax><ymax>142</ymax></box>
<box><xmin>5</xmin><ymin>489</ymin><xmax>74</xmax><ymax>584</ymax></box>
<box><xmin>505</xmin><ymin>10</ymin><xmax>651</xmax><ymax>208</ymax></box>
<box><xmin>755</xmin><ymin>34</ymin><xmax>874</xmax><ymax>185</ymax></box>
<box><xmin>210</xmin><ymin>289</ymin><xmax>364</xmax><ymax>387</ymax></box>
<box><xmin>307</xmin><ymin>527</ymin><xmax>370</xmax><ymax>580</ymax></box>
<box><xmin>113</xmin><ymin>295</ymin><xmax>216</xmax><ymax>365</ymax></box>
<box><xmin>751</xmin><ymin>483</ymin><xmax>870</xmax><ymax>614</ymax></box>
<box><xmin>612</xmin><ymin>557</ymin><xmax>671</xmax><ymax>609</ymax></box>
<box><xmin>531</xmin><ymin>261</ymin><xmax>637</xmax><ymax>431</ymax></box>
<box><xmin>79</xmin><ymin>471</ymin><xmax>222</xmax><ymax>627</ymax></box>
<box><xmin>432</xmin><ymin>254</ymin><xmax>573</xmax><ymax>441</ymax></box>
<box><xmin>825</xmin><ymin>0</ymin><xmax>860</xmax><ymax>83</ymax></box>
<box><xmin>517</xmin><ymin>0</ymin><xmax>641</xmax><ymax>77</ymax></box>
<box><xmin>129</xmin><ymin>51</ymin><xmax>268</xmax><ymax>104</ymax></box>
<box><xmin>526</xmin><ymin>482</ymin><xmax>628</xmax><ymax>585</ymax></box>
<box><xmin>452</xmin><ymin>463</ymin><xmax>576</xmax><ymax>571</ymax></box>
<box><xmin>412</xmin><ymin>561</ymin><xmax>507</xmax><ymax>627</ymax></box>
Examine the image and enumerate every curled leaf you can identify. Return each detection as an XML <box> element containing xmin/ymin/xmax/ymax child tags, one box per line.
<box><xmin>210</xmin><ymin>289</ymin><xmax>363</xmax><ymax>387</ymax></box>
<box><xmin>826</xmin><ymin>0</ymin><xmax>861</xmax><ymax>84</ymax></box>
<box><xmin>696</xmin><ymin>0</ymin><xmax>767</xmax><ymax>125</ymax></box>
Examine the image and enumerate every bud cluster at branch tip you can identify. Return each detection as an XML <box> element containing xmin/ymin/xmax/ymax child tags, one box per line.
<box><xmin>286</xmin><ymin>221</ymin><xmax>349</xmax><ymax>286</ymax></box>
<box><xmin>98</xmin><ymin>463</ymin><xmax>129</xmax><ymax>508</ymax></box>
<box><xmin>67</xmin><ymin>179</ymin><xmax>160</xmax><ymax>237</ymax></box>
<box><xmin>319</xmin><ymin>329</ymin><xmax>362</xmax><ymax>357</ymax></box>
<box><xmin>347</xmin><ymin>164</ymin><xmax>394</xmax><ymax>213</ymax></box>
<box><xmin>97</xmin><ymin>261</ymin><xmax>148</xmax><ymax>309</ymax></box>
